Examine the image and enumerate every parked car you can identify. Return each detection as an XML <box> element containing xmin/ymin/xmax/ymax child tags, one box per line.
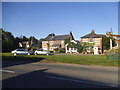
<box><xmin>34</xmin><ymin>49</ymin><xmax>51</xmax><ymax>55</ymax></box>
<box><xmin>11</xmin><ymin>49</ymin><xmax>34</xmax><ymax>56</ymax></box>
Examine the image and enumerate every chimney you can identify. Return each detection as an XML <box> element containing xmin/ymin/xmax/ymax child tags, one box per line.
<box><xmin>91</xmin><ymin>29</ymin><xmax>95</xmax><ymax>33</ymax></box>
<box><xmin>52</xmin><ymin>33</ymin><xmax>55</xmax><ymax>38</ymax></box>
<box><xmin>106</xmin><ymin>32</ymin><xmax>111</xmax><ymax>37</ymax></box>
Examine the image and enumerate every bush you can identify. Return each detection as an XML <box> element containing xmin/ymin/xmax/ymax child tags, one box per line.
<box><xmin>59</xmin><ymin>48</ymin><xmax>65</xmax><ymax>53</ymax></box>
<box><xmin>54</xmin><ymin>48</ymin><xmax>65</xmax><ymax>53</ymax></box>
<box><xmin>50</xmin><ymin>51</ymin><xmax>53</xmax><ymax>53</ymax></box>
<box><xmin>103</xmin><ymin>47</ymin><xmax>120</xmax><ymax>55</ymax></box>
<box><xmin>54</xmin><ymin>48</ymin><xmax>59</xmax><ymax>52</ymax></box>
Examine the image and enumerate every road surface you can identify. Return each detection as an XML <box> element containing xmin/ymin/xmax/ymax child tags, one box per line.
<box><xmin>2</xmin><ymin>60</ymin><xmax>119</xmax><ymax>88</ymax></box>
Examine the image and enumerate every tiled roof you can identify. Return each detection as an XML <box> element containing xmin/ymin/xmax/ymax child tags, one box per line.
<box><xmin>53</xmin><ymin>35</ymin><xmax>69</xmax><ymax>40</ymax></box>
<box><xmin>112</xmin><ymin>35</ymin><xmax>120</xmax><ymax>37</ymax></box>
<box><xmin>44</xmin><ymin>33</ymin><xmax>70</xmax><ymax>41</ymax></box>
<box><xmin>81</xmin><ymin>30</ymin><xmax>105</xmax><ymax>38</ymax></box>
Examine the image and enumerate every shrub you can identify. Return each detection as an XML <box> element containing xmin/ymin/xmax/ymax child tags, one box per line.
<box><xmin>103</xmin><ymin>47</ymin><xmax>120</xmax><ymax>55</ymax></box>
<box><xmin>50</xmin><ymin>51</ymin><xmax>53</xmax><ymax>53</ymax></box>
<box><xmin>54</xmin><ymin>48</ymin><xmax>59</xmax><ymax>52</ymax></box>
<box><xmin>59</xmin><ymin>48</ymin><xmax>65</xmax><ymax>53</ymax></box>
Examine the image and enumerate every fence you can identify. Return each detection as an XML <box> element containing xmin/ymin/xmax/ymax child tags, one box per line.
<box><xmin>106</xmin><ymin>52</ymin><xmax>120</xmax><ymax>60</ymax></box>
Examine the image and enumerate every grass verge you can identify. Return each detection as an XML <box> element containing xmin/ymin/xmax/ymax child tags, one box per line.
<box><xmin>2</xmin><ymin>53</ymin><xmax>119</xmax><ymax>66</ymax></box>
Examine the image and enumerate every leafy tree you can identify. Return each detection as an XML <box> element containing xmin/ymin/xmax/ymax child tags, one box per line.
<box><xmin>76</xmin><ymin>44</ymin><xmax>83</xmax><ymax>53</ymax></box>
<box><xmin>29</xmin><ymin>36</ymin><xmax>38</xmax><ymax>46</ymax></box>
<box><xmin>38</xmin><ymin>38</ymin><xmax>45</xmax><ymax>48</ymax></box>
<box><xmin>102</xmin><ymin>36</ymin><xmax>116</xmax><ymax>51</ymax></box>
<box><xmin>64</xmin><ymin>38</ymin><xmax>70</xmax><ymax>45</ymax></box>
<box><xmin>81</xmin><ymin>42</ymin><xmax>95</xmax><ymax>54</ymax></box>
<box><xmin>1</xmin><ymin>28</ymin><xmax>41</xmax><ymax>52</ymax></box>
<box><xmin>54</xmin><ymin>48</ymin><xmax>59</xmax><ymax>52</ymax></box>
<box><xmin>47</xmin><ymin>42</ymin><xmax>50</xmax><ymax>51</ymax></box>
<box><xmin>14</xmin><ymin>37</ymin><xmax>22</xmax><ymax>49</ymax></box>
<box><xmin>19</xmin><ymin>35</ymin><xmax>29</xmax><ymax>42</ymax></box>
<box><xmin>82</xmin><ymin>47</ymin><xmax>86</xmax><ymax>54</ymax></box>
<box><xmin>67</xmin><ymin>42</ymin><xmax>83</xmax><ymax>53</ymax></box>
<box><xmin>1</xmin><ymin>28</ymin><xmax>16</xmax><ymax>52</ymax></box>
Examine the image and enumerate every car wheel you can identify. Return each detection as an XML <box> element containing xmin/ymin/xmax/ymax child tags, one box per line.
<box><xmin>27</xmin><ymin>53</ymin><xmax>30</xmax><ymax>55</ymax></box>
<box><xmin>46</xmin><ymin>53</ymin><xmax>49</xmax><ymax>56</ymax></box>
<box><xmin>13</xmin><ymin>53</ymin><xmax>17</xmax><ymax>56</ymax></box>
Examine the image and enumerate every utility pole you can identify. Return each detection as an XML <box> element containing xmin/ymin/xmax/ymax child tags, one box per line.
<box><xmin>110</xmin><ymin>39</ymin><xmax>112</xmax><ymax>49</ymax></box>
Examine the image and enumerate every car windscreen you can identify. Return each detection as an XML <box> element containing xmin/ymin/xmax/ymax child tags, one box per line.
<box><xmin>17</xmin><ymin>49</ymin><xmax>25</xmax><ymax>51</ymax></box>
<box><xmin>37</xmin><ymin>49</ymin><xmax>43</xmax><ymax>51</ymax></box>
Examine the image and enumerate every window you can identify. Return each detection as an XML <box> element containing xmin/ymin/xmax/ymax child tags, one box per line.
<box><xmin>43</xmin><ymin>42</ymin><xmax>47</xmax><ymax>44</ymax></box>
<box><xmin>50</xmin><ymin>41</ymin><xmax>54</xmax><ymax>44</ymax></box>
<box><xmin>43</xmin><ymin>46</ymin><xmax>48</xmax><ymax>50</ymax></box>
<box><xmin>116</xmin><ymin>37</ymin><xmax>120</xmax><ymax>40</ymax></box>
<box><xmin>74</xmin><ymin>48</ymin><xmax>76</xmax><ymax>50</ymax></box>
<box><xmin>71</xmin><ymin>48</ymin><xmax>73</xmax><ymax>50</ymax></box>
<box><xmin>61</xmin><ymin>41</ymin><xmax>64</xmax><ymax>44</ymax></box>
<box><xmin>38</xmin><ymin>49</ymin><xmax>43</xmax><ymax>51</ymax></box>
<box><xmin>50</xmin><ymin>47</ymin><xmax>53</xmax><ymax>51</ymax></box>
<box><xmin>17</xmin><ymin>49</ymin><xmax>25</xmax><ymax>51</ymax></box>
<box><xmin>90</xmin><ymin>38</ymin><xmax>93</xmax><ymax>42</ymax></box>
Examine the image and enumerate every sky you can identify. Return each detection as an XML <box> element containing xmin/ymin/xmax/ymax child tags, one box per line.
<box><xmin>2</xmin><ymin>2</ymin><xmax>118</xmax><ymax>40</ymax></box>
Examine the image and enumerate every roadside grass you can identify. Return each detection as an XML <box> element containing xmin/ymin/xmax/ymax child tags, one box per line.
<box><xmin>2</xmin><ymin>53</ymin><xmax>45</xmax><ymax>61</ymax></box>
<box><xmin>45</xmin><ymin>55</ymin><xmax>119</xmax><ymax>66</ymax></box>
<box><xmin>2</xmin><ymin>53</ymin><xmax>119</xmax><ymax>66</ymax></box>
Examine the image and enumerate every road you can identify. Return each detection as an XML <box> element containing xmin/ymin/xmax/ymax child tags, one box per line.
<box><xmin>2</xmin><ymin>60</ymin><xmax>119</xmax><ymax>88</ymax></box>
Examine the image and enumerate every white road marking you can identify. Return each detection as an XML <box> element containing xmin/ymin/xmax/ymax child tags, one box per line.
<box><xmin>46</xmin><ymin>75</ymin><xmax>118</xmax><ymax>88</ymax></box>
<box><xmin>0</xmin><ymin>70</ymin><xmax>15</xmax><ymax>73</ymax></box>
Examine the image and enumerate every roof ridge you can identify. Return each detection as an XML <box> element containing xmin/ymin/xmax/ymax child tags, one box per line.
<box><xmin>55</xmin><ymin>34</ymin><xmax>69</xmax><ymax>36</ymax></box>
<box><xmin>81</xmin><ymin>31</ymin><xmax>105</xmax><ymax>38</ymax></box>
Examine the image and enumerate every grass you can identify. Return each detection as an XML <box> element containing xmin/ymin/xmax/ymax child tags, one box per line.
<box><xmin>2</xmin><ymin>53</ymin><xmax>119</xmax><ymax>66</ymax></box>
<box><xmin>2</xmin><ymin>53</ymin><xmax>45</xmax><ymax>61</ymax></box>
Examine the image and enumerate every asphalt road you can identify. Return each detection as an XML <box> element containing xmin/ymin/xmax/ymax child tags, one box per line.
<box><xmin>2</xmin><ymin>60</ymin><xmax>119</xmax><ymax>88</ymax></box>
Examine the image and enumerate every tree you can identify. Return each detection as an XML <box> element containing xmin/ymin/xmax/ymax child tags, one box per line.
<box><xmin>64</xmin><ymin>38</ymin><xmax>70</xmax><ymax>45</ymax></box>
<box><xmin>67</xmin><ymin>42</ymin><xmax>83</xmax><ymax>53</ymax></box>
<box><xmin>19</xmin><ymin>35</ymin><xmax>29</xmax><ymax>42</ymax></box>
<box><xmin>81</xmin><ymin>42</ymin><xmax>95</xmax><ymax>54</ymax></box>
<box><xmin>47</xmin><ymin>42</ymin><xmax>50</xmax><ymax>51</ymax></box>
<box><xmin>14</xmin><ymin>37</ymin><xmax>22</xmax><ymax>49</ymax></box>
<box><xmin>102</xmin><ymin>36</ymin><xmax>116</xmax><ymax>51</ymax></box>
<box><xmin>38</xmin><ymin>38</ymin><xmax>45</xmax><ymax>48</ymax></box>
<box><xmin>29</xmin><ymin>36</ymin><xmax>38</xmax><ymax>46</ymax></box>
<box><xmin>76</xmin><ymin>44</ymin><xmax>83</xmax><ymax>53</ymax></box>
<box><xmin>1</xmin><ymin>28</ymin><xmax>16</xmax><ymax>52</ymax></box>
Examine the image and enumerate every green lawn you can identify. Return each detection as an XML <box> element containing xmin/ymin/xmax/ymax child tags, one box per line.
<box><xmin>2</xmin><ymin>53</ymin><xmax>119</xmax><ymax>66</ymax></box>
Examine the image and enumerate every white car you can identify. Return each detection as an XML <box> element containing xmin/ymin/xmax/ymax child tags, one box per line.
<box><xmin>11</xmin><ymin>49</ymin><xmax>33</xmax><ymax>56</ymax></box>
<box><xmin>34</xmin><ymin>49</ymin><xmax>50</xmax><ymax>55</ymax></box>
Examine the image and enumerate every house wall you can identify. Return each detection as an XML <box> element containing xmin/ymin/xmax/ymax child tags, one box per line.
<box><xmin>94</xmin><ymin>38</ymin><xmax>102</xmax><ymax>46</ymax></box>
<box><xmin>42</xmin><ymin>40</ymin><xmax>65</xmax><ymax>51</ymax></box>
<box><xmin>81</xmin><ymin>38</ymin><xmax>102</xmax><ymax>45</ymax></box>
<box><xmin>80</xmin><ymin>38</ymin><xmax>89</xmax><ymax>42</ymax></box>
<box><xmin>112</xmin><ymin>36</ymin><xmax>120</xmax><ymax>47</ymax></box>
<box><xmin>80</xmin><ymin>37</ymin><xmax>103</xmax><ymax>54</ymax></box>
<box><xmin>42</xmin><ymin>41</ymin><xmax>49</xmax><ymax>50</ymax></box>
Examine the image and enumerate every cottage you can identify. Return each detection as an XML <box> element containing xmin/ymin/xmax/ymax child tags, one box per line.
<box><xmin>42</xmin><ymin>31</ymin><xmax>75</xmax><ymax>51</ymax></box>
<box><xmin>80</xmin><ymin>29</ymin><xmax>105</xmax><ymax>54</ymax></box>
